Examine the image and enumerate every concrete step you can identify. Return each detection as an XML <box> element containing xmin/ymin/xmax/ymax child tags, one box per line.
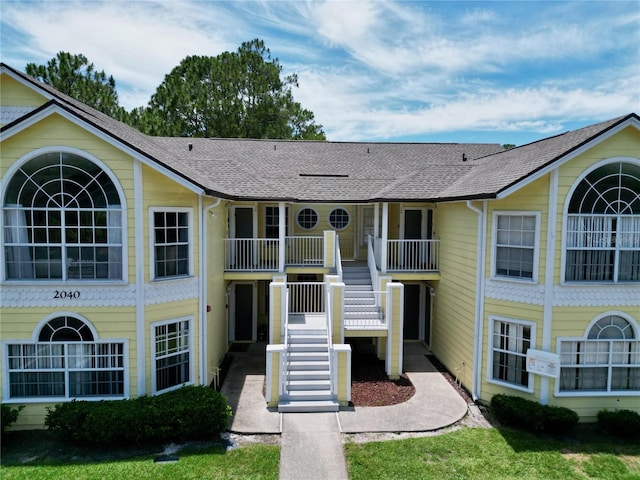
<box><xmin>278</xmin><ymin>399</ymin><xmax>339</xmax><ymax>413</ymax></box>
<box><xmin>287</xmin><ymin>379</ymin><xmax>332</xmax><ymax>391</ymax></box>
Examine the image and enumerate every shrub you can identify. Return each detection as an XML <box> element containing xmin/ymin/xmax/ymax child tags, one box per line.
<box><xmin>490</xmin><ymin>394</ymin><xmax>578</xmax><ymax>435</ymax></box>
<box><xmin>1</xmin><ymin>404</ymin><xmax>24</xmax><ymax>435</ymax></box>
<box><xmin>597</xmin><ymin>409</ymin><xmax>640</xmax><ymax>441</ymax></box>
<box><xmin>45</xmin><ymin>385</ymin><xmax>232</xmax><ymax>446</ymax></box>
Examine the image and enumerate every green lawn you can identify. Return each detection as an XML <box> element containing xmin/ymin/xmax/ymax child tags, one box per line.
<box><xmin>345</xmin><ymin>427</ymin><xmax>640</xmax><ymax>480</ymax></box>
<box><xmin>1</xmin><ymin>439</ymin><xmax>279</xmax><ymax>480</ymax></box>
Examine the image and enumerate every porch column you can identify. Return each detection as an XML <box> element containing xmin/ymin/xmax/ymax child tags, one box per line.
<box><xmin>326</xmin><ymin>276</ymin><xmax>345</xmax><ymax>344</ymax></box>
<box><xmin>374</xmin><ymin>202</ymin><xmax>380</xmax><ymax>240</ymax></box>
<box><xmin>381</xmin><ymin>202</ymin><xmax>389</xmax><ymax>273</ymax></box>
<box><xmin>278</xmin><ymin>202</ymin><xmax>286</xmax><ymax>272</ymax></box>
<box><xmin>385</xmin><ymin>282</ymin><xmax>404</xmax><ymax>379</ymax></box>
<box><xmin>269</xmin><ymin>279</ymin><xmax>287</xmax><ymax>344</ymax></box>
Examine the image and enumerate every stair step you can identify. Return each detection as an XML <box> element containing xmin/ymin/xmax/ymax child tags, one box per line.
<box><xmin>288</xmin><ymin>343</ymin><xmax>329</xmax><ymax>352</ymax></box>
<box><xmin>287</xmin><ymin>379</ymin><xmax>331</xmax><ymax>390</ymax></box>
<box><xmin>278</xmin><ymin>400</ymin><xmax>339</xmax><ymax>413</ymax></box>
<box><xmin>288</xmin><ymin>334</ymin><xmax>328</xmax><ymax>344</ymax></box>
<box><xmin>287</xmin><ymin>370</ymin><xmax>331</xmax><ymax>381</ymax></box>
<box><xmin>285</xmin><ymin>389</ymin><xmax>334</xmax><ymax>401</ymax></box>
<box><xmin>344</xmin><ymin>285</ymin><xmax>373</xmax><ymax>291</ymax></box>
<box><xmin>288</xmin><ymin>350</ymin><xmax>328</xmax><ymax>360</ymax></box>
<box><xmin>288</xmin><ymin>360</ymin><xmax>330</xmax><ymax>370</ymax></box>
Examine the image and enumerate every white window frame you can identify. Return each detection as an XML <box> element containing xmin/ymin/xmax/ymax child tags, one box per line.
<box><xmin>487</xmin><ymin>316</ymin><xmax>536</xmax><ymax>393</ymax></box>
<box><xmin>296</xmin><ymin>207</ymin><xmax>319</xmax><ymax>231</ymax></box>
<box><xmin>264</xmin><ymin>205</ymin><xmax>289</xmax><ymax>238</ymax></box>
<box><xmin>491</xmin><ymin>211</ymin><xmax>541</xmax><ymax>283</ymax></box>
<box><xmin>555</xmin><ymin>311</ymin><xmax>640</xmax><ymax>397</ymax></box>
<box><xmin>151</xmin><ymin>316</ymin><xmax>194</xmax><ymax>394</ymax></box>
<box><xmin>1</xmin><ymin>147</ymin><xmax>127</xmax><ymax>283</ymax></box>
<box><xmin>560</xmin><ymin>158</ymin><xmax>640</xmax><ymax>285</ymax></box>
<box><xmin>149</xmin><ymin>207</ymin><xmax>194</xmax><ymax>281</ymax></box>
<box><xmin>2</xmin><ymin>313</ymin><xmax>129</xmax><ymax>402</ymax></box>
<box><xmin>327</xmin><ymin>207</ymin><xmax>350</xmax><ymax>230</ymax></box>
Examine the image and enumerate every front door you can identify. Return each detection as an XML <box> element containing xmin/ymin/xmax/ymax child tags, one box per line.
<box><xmin>233</xmin><ymin>283</ymin><xmax>254</xmax><ymax>341</ymax></box>
<box><xmin>234</xmin><ymin>207</ymin><xmax>254</xmax><ymax>268</ymax></box>
<box><xmin>404</xmin><ymin>284</ymin><xmax>421</xmax><ymax>339</ymax></box>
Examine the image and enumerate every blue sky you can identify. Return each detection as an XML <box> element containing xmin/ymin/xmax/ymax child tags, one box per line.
<box><xmin>1</xmin><ymin>1</ymin><xmax>638</xmax><ymax>145</ymax></box>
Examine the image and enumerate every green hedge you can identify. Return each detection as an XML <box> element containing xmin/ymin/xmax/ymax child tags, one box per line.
<box><xmin>597</xmin><ymin>409</ymin><xmax>640</xmax><ymax>441</ymax></box>
<box><xmin>1</xmin><ymin>404</ymin><xmax>24</xmax><ymax>435</ymax></box>
<box><xmin>45</xmin><ymin>385</ymin><xmax>232</xmax><ymax>446</ymax></box>
<box><xmin>490</xmin><ymin>394</ymin><xmax>578</xmax><ymax>435</ymax></box>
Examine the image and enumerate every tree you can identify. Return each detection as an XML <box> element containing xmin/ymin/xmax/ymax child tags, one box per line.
<box><xmin>502</xmin><ymin>144</ymin><xmax>516</xmax><ymax>150</ymax></box>
<box><xmin>131</xmin><ymin>39</ymin><xmax>325</xmax><ymax>140</ymax></box>
<box><xmin>26</xmin><ymin>52</ymin><xmax>126</xmax><ymax>119</ymax></box>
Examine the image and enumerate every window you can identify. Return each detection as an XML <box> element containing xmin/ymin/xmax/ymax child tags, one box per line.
<box><xmin>264</xmin><ymin>206</ymin><xmax>288</xmax><ymax>238</ymax></box>
<box><xmin>558</xmin><ymin>314</ymin><xmax>640</xmax><ymax>395</ymax></box>
<box><xmin>328</xmin><ymin>208</ymin><xmax>350</xmax><ymax>230</ymax></box>
<box><xmin>565</xmin><ymin>161</ymin><xmax>640</xmax><ymax>282</ymax></box>
<box><xmin>152</xmin><ymin>209</ymin><xmax>191</xmax><ymax>279</ymax></box>
<box><xmin>489</xmin><ymin>318</ymin><xmax>534</xmax><ymax>390</ymax></box>
<box><xmin>3</xmin><ymin>152</ymin><xmax>123</xmax><ymax>281</ymax></box>
<box><xmin>296</xmin><ymin>207</ymin><xmax>319</xmax><ymax>230</ymax></box>
<box><xmin>152</xmin><ymin>318</ymin><xmax>192</xmax><ymax>393</ymax></box>
<box><xmin>5</xmin><ymin>316</ymin><xmax>126</xmax><ymax>399</ymax></box>
<box><xmin>493</xmin><ymin>213</ymin><xmax>539</xmax><ymax>281</ymax></box>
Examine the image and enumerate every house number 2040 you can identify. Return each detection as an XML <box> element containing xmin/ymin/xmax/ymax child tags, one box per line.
<box><xmin>54</xmin><ymin>290</ymin><xmax>81</xmax><ymax>299</ymax></box>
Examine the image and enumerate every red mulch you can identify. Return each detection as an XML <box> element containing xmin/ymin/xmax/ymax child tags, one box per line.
<box><xmin>350</xmin><ymin>351</ymin><xmax>415</xmax><ymax>407</ymax></box>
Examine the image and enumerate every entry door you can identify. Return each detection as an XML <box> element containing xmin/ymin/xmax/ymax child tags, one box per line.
<box><xmin>233</xmin><ymin>283</ymin><xmax>254</xmax><ymax>341</ymax></box>
<box><xmin>403</xmin><ymin>210</ymin><xmax>422</xmax><ymax>268</ymax></box>
<box><xmin>234</xmin><ymin>208</ymin><xmax>254</xmax><ymax>268</ymax></box>
<box><xmin>404</xmin><ymin>284</ymin><xmax>421</xmax><ymax>340</ymax></box>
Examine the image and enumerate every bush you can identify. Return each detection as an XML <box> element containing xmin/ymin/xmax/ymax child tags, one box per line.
<box><xmin>490</xmin><ymin>394</ymin><xmax>578</xmax><ymax>435</ymax></box>
<box><xmin>597</xmin><ymin>409</ymin><xmax>640</xmax><ymax>441</ymax></box>
<box><xmin>45</xmin><ymin>385</ymin><xmax>232</xmax><ymax>446</ymax></box>
<box><xmin>1</xmin><ymin>404</ymin><xmax>24</xmax><ymax>435</ymax></box>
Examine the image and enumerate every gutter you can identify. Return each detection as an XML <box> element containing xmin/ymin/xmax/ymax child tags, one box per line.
<box><xmin>466</xmin><ymin>200</ymin><xmax>487</xmax><ymax>402</ymax></box>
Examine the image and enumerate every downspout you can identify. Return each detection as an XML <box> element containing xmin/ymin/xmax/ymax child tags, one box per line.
<box><xmin>200</xmin><ymin>196</ymin><xmax>222</xmax><ymax>386</ymax></box>
<box><xmin>466</xmin><ymin>200</ymin><xmax>487</xmax><ymax>401</ymax></box>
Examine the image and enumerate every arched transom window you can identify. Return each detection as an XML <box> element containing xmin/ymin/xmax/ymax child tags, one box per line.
<box><xmin>565</xmin><ymin>161</ymin><xmax>640</xmax><ymax>283</ymax></box>
<box><xmin>559</xmin><ymin>315</ymin><xmax>639</xmax><ymax>394</ymax></box>
<box><xmin>3</xmin><ymin>152</ymin><xmax>123</xmax><ymax>281</ymax></box>
<box><xmin>6</xmin><ymin>315</ymin><xmax>126</xmax><ymax>399</ymax></box>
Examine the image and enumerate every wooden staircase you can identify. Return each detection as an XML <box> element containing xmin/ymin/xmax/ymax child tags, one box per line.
<box><xmin>278</xmin><ymin>321</ymin><xmax>339</xmax><ymax>413</ymax></box>
<box><xmin>342</xmin><ymin>265</ymin><xmax>383</xmax><ymax>327</ymax></box>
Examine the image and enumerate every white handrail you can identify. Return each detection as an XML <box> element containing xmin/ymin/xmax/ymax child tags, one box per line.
<box><xmin>335</xmin><ymin>236</ymin><xmax>343</xmax><ymax>282</ymax></box>
<box><xmin>325</xmin><ymin>282</ymin><xmax>335</xmax><ymax>396</ymax></box>
<box><xmin>367</xmin><ymin>235</ymin><xmax>380</xmax><ymax>290</ymax></box>
<box><xmin>280</xmin><ymin>288</ymin><xmax>290</xmax><ymax>397</ymax></box>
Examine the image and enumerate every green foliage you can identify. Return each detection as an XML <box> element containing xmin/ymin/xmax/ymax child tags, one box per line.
<box><xmin>130</xmin><ymin>39</ymin><xmax>325</xmax><ymax>140</ymax></box>
<box><xmin>490</xmin><ymin>394</ymin><xmax>578</xmax><ymax>435</ymax></box>
<box><xmin>45</xmin><ymin>385</ymin><xmax>232</xmax><ymax>446</ymax></box>
<box><xmin>26</xmin><ymin>52</ymin><xmax>126</xmax><ymax>119</ymax></box>
<box><xmin>1</xmin><ymin>404</ymin><xmax>24</xmax><ymax>435</ymax></box>
<box><xmin>598</xmin><ymin>409</ymin><xmax>640</xmax><ymax>441</ymax></box>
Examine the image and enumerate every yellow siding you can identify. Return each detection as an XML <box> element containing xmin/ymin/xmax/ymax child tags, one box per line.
<box><xmin>0</xmin><ymin>73</ymin><xmax>48</xmax><ymax>107</ymax></box>
<box><xmin>431</xmin><ymin>202</ymin><xmax>478</xmax><ymax>389</ymax></box>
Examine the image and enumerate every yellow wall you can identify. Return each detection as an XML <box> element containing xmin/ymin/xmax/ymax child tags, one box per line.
<box><xmin>430</xmin><ymin>202</ymin><xmax>478</xmax><ymax>389</ymax></box>
<box><xmin>0</xmin><ymin>73</ymin><xmax>48</xmax><ymax>108</ymax></box>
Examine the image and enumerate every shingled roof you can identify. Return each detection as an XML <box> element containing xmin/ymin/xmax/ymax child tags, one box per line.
<box><xmin>2</xmin><ymin>63</ymin><xmax>637</xmax><ymax>203</ymax></box>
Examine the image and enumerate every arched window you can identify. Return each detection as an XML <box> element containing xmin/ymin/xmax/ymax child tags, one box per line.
<box><xmin>564</xmin><ymin>161</ymin><xmax>640</xmax><ymax>282</ymax></box>
<box><xmin>3</xmin><ymin>152</ymin><xmax>123</xmax><ymax>281</ymax></box>
<box><xmin>6</xmin><ymin>315</ymin><xmax>126</xmax><ymax>399</ymax></box>
<box><xmin>558</xmin><ymin>314</ymin><xmax>639</xmax><ymax>394</ymax></box>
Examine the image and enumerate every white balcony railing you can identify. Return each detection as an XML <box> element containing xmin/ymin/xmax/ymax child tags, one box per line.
<box><xmin>288</xmin><ymin>282</ymin><xmax>325</xmax><ymax>314</ymax></box>
<box><xmin>285</xmin><ymin>236</ymin><xmax>323</xmax><ymax>266</ymax></box>
<box><xmin>386</xmin><ymin>239</ymin><xmax>439</xmax><ymax>272</ymax></box>
<box><xmin>224</xmin><ymin>238</ymin><xmax>279</xmax><ymax>271</ymax></box>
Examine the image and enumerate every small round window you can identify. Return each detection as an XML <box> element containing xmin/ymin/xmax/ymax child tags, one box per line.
<box><xmin>296</xmin><ymin>208</ymin><xmax>319</xmax><ymax>230</ymax></box>
<box><xmin>328</xmin><ymin>208</ymin><xmax>349</xmax><ymax>230</ymax></box>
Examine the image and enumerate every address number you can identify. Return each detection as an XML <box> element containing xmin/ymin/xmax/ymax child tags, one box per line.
<box><xmin>54</xmin><ymin>290</ymin><xmax>81</xmax><ymax>299</ymax></box>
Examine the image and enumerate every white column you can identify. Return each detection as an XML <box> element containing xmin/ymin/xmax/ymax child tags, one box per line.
<box><xmin>381</xmin><ymin>202</ymin><xmax>389</xmax><ymax>273</ymax></box>
<box><xmin>374</xmin><ymin>202</ymin><xmax>380</xmax><ymax>240</ymax></box>
<box><xmin>278</xmin><ymin>202</ymin><xmax>286</xmax><ymax>272</ymax></box>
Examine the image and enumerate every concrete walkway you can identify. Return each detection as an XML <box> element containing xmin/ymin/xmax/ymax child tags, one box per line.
<box><xmin>220</xmin><ymin>341</ymin><xmax>469</xmax><ymax>480</ymax></box>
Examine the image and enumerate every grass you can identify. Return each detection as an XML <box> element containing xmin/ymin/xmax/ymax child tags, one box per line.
<box><xmin>3</xmin><ymin>425</ymin><xmax>639</xmax><ymax>480</ymax></box>
<box><xmin>345</xmin><ymin>427</ymin><xmax>640</xmax><ymax>480</ymax></box>
<box><xmin>1</xmin><ymin>431</ymin><xmax>280</xmax><ymax>480</ymax></box>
